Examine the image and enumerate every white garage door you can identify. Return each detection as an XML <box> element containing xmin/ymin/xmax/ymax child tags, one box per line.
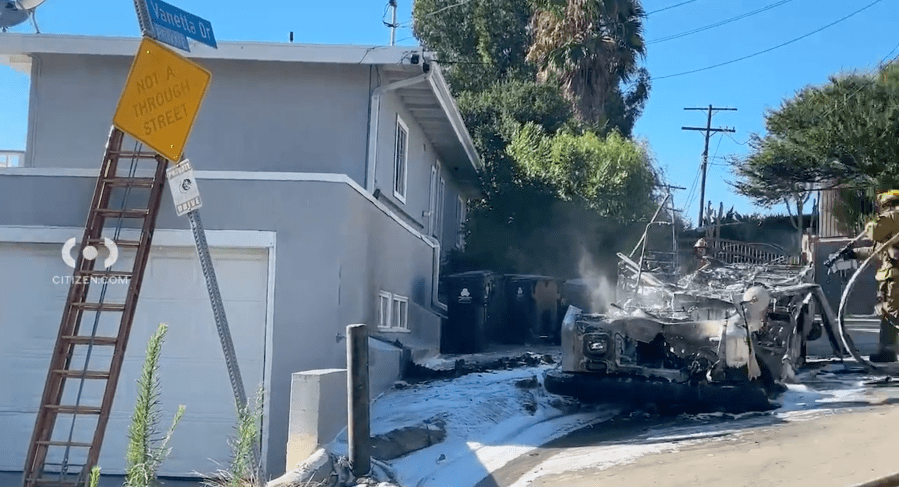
<box><xmin>0</xmin><ymin>241</ymin><xmax>269</xmax><ymax>477</ymax></box>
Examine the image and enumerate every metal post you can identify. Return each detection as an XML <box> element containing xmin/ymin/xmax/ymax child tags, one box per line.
<box><xmin>188</xmin><ymin>209</ymin><xmax>260</xmax><ymax>472</ymax></box>
<box><xmin>388</xmin><ymin>0</ymin><xmax>397</xmax><ymax>46</ymax></box>
<box><xmin>347</xmin><ymin>324</ymin><xmax>371</xmax><ymax>477</ymax></box>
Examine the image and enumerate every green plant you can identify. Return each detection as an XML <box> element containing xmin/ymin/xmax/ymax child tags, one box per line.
<box><xmin>85</xmin><ymin>466</ymin><xmax>100</xmax><ymax>487</ymax></box>
<box><xmin>125</xmin><ymin>323</ymin><xmax>185</xmax><ymax>487</ymax></box>
<box><xmin>202</xmin><ymin>385</ymin><xmax>265</xmax><ymax>487</ymax></box>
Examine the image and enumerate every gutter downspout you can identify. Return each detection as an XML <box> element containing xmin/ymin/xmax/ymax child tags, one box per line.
<box><xmin>365</xmin><ymin>71</ymin><xmax>432</xmax><ymax>193</ymax></box>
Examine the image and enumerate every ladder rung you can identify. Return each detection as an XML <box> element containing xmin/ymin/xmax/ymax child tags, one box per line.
<box><xmin>85</xmin><ymin>238</ymin><xmax>142</xmax><ymax>248</ymax></box>
<box><xmin>45</xmin><ymin>405</ymin><xmax>102</xmax><ymax>415</ymax></box>
<box><xmin>27</xmin><ymin>478</ymin><xmax>83</xmax><ymax>487</ymax></box>
<box><xmin>102</xmin><ymin>177</ymin><xmax>156</xmax><ymax>188</ymax></box>
<box><xmin>94</xmin><ymin>208</ymin><xmax>150</xmax><ymax>218</ymax></box>
<box><xmin>77</xmin><ymin>270</ymin><xmax>132</xmax><ymax>279</ymax></box>
<box><xmin>71</xmin><ymin>302</ymin><xmax>126</xmax><ymax>312</ymax></box>
<box><xmin>53</xmin><ymin>370</ymin><xmax>110</xmax><ymax>379</ymax></box>
<box><xmin>108</xmin><ymin>150</ymin><xmax>160</xmax><ymax>159</ymax></box>
<box><xmin>62</xmin><ymin>336</ymin><xmax>117</xmax><ymax>346</ymax></box>
<box><xmin>35</xmin><ymin>441</ymin><xmax>93</xmax><ymax>448</ymax></box>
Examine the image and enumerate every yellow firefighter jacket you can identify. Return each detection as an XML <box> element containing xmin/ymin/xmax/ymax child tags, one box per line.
<box><xmin>855</xmin><ymin>208</ymin><xmax>899</xmax><ymax>281</ymax></box>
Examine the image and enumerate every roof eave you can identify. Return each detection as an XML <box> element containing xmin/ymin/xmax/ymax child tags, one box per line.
<box><xmin>426</xmin><ymin>63</ymin><xmax>482</xmax><ymax>173</ymax></box>
<box><xmin>0</xmin><ymin>33</ymin><xmax>421</xmax><ymax>65</ymax></box>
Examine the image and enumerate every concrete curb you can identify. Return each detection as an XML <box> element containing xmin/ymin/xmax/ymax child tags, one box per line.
<box><xmin>853</xmin><ymin>472</ymin><xmax>899</xmax><ymax>487</ymax></box>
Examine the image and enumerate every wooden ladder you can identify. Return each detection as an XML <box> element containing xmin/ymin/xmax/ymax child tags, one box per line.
<box><xmin>22</xmin><ymin>127</ymin><xmax>168</xmax><ymax>487</ymax></box>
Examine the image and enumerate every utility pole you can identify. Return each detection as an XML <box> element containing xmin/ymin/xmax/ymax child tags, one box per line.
<box><xmin>683</xmin><ymin>106</ymin><xmax>736</xmax><ymax>226</ymax></box>
<box><xmin>387</xmin><ymin>0</ymin><xmax>398</xmax><ymax>46</ymax></box>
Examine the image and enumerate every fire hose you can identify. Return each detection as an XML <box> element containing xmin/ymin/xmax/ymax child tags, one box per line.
<box><xmin>836</xmin><ymin>230</ymin><xmax>899</xmax><ymax>375</ymax></box>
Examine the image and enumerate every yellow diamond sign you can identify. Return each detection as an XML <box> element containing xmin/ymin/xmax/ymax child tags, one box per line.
<box><xmin>113</xmin><ymin>37</ymin><xmax>211</xmax><ymax>162</ymax></box>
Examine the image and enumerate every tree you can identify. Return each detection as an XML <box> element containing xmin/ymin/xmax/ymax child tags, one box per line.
<box><xmin>732</xmin><ymin>61</ymin><xmax>899</xmax><ymax>231</ymax></box>
<box><xmin>507</xmin><ymin>123</ymin><xmax>659</xmax><ymax>222</ymax></box>
<box><xmin>527</xmin><ymin>0</ymin><xmax>650</xmax><ymax>136</ymax></box>
<box><xmin>731</xmin><ymin>136</ymin><xmax>815</xmax><ymax>250</ymax></box>
<box><xmin>413</xmin><ymin>0</ymin><xmax>659</xmax><ymax>278</ymax></box>
<box><xmin>412</xmin><ymin>0</ymin><xmax>535</xmax><ymax>93</ymax></box>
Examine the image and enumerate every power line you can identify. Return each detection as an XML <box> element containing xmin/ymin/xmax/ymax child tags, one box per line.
<box><xmin>653</xmin><ymin>0</ymin><xmax>884</xmax><ymax>81</ymax></box>
<box><xmin>646</xmin><ymin>0</ymin><xmax>698</xmax><ymax>16</ymax></box>
<box><xmin>647</xmin><ymin>0</ymin><xmax>795</xmax><ymax>45</ymax></box>
<box><xmin>711</xmin><ymin>131</ymin><xmax>725</xmax><ymax>162</ymax></box>
<box><xmin>682</xmin><ymin>165</ymin><xmax>703</xmax><ymax>214</ymax></box>
<box><xmin>397</xmin><ymin>0</ymin><xmax>694</xmax><ymax>31</ymax></box>
<box><xmin>397</xmin><ymin>0</ymin><xmax>475</xmax><ymax>28</ymax></box>
<box><xmin>725</xmin><ymin>132</ymin><xmax>749</xmax><ymax>146</ymax></box>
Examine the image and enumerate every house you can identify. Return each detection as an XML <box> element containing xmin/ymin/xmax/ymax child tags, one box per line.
<box><xmin>0</xmin><ymin>34</ymin><xmax>481</xmax><ymax>479</ymax></box>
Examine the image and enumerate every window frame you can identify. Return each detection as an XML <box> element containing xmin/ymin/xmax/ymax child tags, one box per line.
<box><xmin>378</xmin><ymin>291</ymin><xmax>393</xmax><ymax>329</ymax></box>
<box><xmin>456</xmin><ymin>195</ymin><xmax>466</xmax><ymax>249</ymax></box>
<box><xmin>393</xmin><ymin>115</ymin><xmax>409</xmax><ymax>204</ymax></box>
<box><xmin>435</xmin><ymin>173</ymin><xmax>446</xmax><ymax>241</ymax></box>
<box><xmin>392</xmin><ymin>294</ymin><xmax>409</xmax><ymax>331</ymax></box>
<box><xmin>377</xmin><ymin>291</ymin><xmax>411</xmax><ymax>333</ymax></box>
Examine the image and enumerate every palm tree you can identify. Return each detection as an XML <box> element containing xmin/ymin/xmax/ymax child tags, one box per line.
<box><xmin>527</xmin><ymin>0</ymin><xmax>649</xmax><ymax>136</ymax></box>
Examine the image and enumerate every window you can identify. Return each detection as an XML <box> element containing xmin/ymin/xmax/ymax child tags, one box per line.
<box><xmin>435</xmin><ymin>175</ymin><xmax>445</xmax><ymax>240</ymax></box>
<box><xmin>377</xmin><ymin>291</ymin><xmax>410</xmax><ymax>332</ymax></box>
<box><xmin>378</xmin><ymin>291</ymin><xmax>392</xmax><ymax>329</ymax></box>
<box><xmin>456</xmin><ymin>196</ymin><xmax>467</xmax><ymax>249</ymax></box>
<box><xmin>394</xmin><ymin>116</ymin><xmax>409</xmax><ymax>203</ymax></box>
<box><xmin>392</xmin><ymin>295</ymin><xmax>409</xmax><ymax>330</ymax></box>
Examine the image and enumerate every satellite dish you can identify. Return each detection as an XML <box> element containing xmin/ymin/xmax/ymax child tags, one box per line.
<box><xmin>0</xmin><ymin>0</ymin><xmax>46</xmax><ymax>33</ymax></box>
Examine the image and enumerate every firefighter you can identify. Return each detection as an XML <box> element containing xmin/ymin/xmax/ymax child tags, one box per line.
<box><xmin>693</xmin><ymin>238</ymin><xmax>725</xmax><ymax>272</ymax></box>
<box><xmin>843</xmin><ymin>190</ymin><xmax>899</xmax><ymax>362</ymax></box>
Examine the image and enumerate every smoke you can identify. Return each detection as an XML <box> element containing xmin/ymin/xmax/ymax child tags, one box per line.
<box><xmin>577</xmin><ymin>246</ymin><xmax>617</xmax><ymax>313</ymax></box>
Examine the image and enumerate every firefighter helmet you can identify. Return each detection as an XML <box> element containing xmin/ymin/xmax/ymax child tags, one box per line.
<box><xmin>694</xmin><ymin>238</ymin><xmax>708</xmax><ymax>249</ymax></box>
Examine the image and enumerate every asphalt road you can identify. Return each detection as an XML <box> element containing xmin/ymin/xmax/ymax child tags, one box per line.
<box><xmin>501</xmin><ymin>401</ymin><xmax>899</xmax><ymax>487</ymax></box>
<box><xmin>475</xmin><ymin>318</ymin><xmax>899</xmax><ymax>487</ymax></box>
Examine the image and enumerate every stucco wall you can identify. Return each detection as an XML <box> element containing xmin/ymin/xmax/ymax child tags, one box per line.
<box><xmin>373</xmin><ymin>89</ymin><xmax>469</xmax><ymax>253</ymax></box>
<box><xmin>23</xmin><ymin>53</ymin><xmax>471</xmax><ymax>251</ymax></box>
<box><xmin>26</xmin><ymin>54</ymin><xmax>371</xmax><ymax>183</ymax></box>
<box><xmin>0</xmin><ymin>172</ymin><xmax>440</xmax><ymax>476</ymax></box>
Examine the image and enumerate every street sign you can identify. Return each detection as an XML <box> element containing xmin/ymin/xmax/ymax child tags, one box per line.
<box><xmin>133</xmin><ymin>0</ymin><xmax>190</xmax><ymax>51</ymax></box>
<box><xmin>113</xmin><ymin>37</ymin><xmax>211</xmax><ymax>162</ymax></box>
<box><xmin>145</xmin><ymin>0</ymin><xmax>217</xmax><ymax>49</ymax></box>
<box><xmin>166</xmin><ymin>159</ymin><xmax>202</xmax><ymax>216</ymax></box>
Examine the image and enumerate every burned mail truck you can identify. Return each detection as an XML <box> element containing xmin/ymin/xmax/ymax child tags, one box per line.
<box><xmin>544</xmin><ymin>258</ymin><xmax>845</xmax><ymax>413</ymax></box>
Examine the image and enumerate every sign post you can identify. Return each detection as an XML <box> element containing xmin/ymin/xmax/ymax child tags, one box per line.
<box><xmin>123</xmin><ymin>0</ymin><xmax>259</xmax><ymax>474</ymax></box>
<box><xmin>166</xmin><ymin>160</ymin><xmax>261</xmax><ymax>474</ymax></box>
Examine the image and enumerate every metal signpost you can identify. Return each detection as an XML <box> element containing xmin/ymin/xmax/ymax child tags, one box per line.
<box><xmin>123</xmin><ymin>0</ymin><xmax>260</xmax><ymax>474</ymax></box>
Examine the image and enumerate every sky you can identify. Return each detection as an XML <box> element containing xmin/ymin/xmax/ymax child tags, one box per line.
<box><xmin>1</xmin><ymin>0</ymin><xmax>898</xmax><ymax>226</ymax></box>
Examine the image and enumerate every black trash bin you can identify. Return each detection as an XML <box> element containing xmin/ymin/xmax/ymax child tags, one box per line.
<box><xmin>561</xmin><ymin>278</ymin><xmax>607</xmax><ymax>314</ymax></box>
<box><xmin>442</xmin><ymin>271</ymin><xmax>505</xmax><ymax>354</ymax></box>
<box><xmin>505</xmin><ymin>275</ymin><xmax>562</xmax><ymax>344</ymax></box>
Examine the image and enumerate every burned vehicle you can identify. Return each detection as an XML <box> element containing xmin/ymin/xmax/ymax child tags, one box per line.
<box><xmin>545</xmin><ymin>252</ymin><xmax>846</xmax><ymax>413</ymax></box>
